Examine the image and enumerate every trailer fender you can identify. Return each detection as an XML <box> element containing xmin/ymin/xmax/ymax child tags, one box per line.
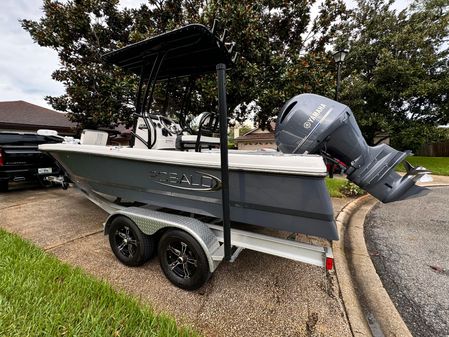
<box><xmin>104</xmin><ymin>207</ymin><xmax>222</xmax><ymax>272</ymax></box>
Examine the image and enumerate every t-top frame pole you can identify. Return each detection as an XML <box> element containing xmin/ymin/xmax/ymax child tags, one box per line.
<box><xmin>216</xmin><ymin>63</ymin><xmax>231</xmax><ymax>261</ymax></box>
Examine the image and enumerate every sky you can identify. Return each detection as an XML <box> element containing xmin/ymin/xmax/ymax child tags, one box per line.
<box><xmin>0</xmin><ymin>0</ymin><xmax>412</xmax><ymax>111</ymax></box>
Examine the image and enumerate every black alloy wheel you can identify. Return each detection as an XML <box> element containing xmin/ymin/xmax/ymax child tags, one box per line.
<box><xmin>109</xmin><ymin>216</ymin><xmax>154</xmax><ymax>266</ymax></box>
<box><xmin>158</xmin><ymin>229</ymin><xmax>211</xmax><ymax>290</ymax></box>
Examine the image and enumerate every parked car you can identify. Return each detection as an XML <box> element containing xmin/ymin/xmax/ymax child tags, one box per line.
<box><xmin>0</xmin><ymin>131</ymin><xmax>64</xmax><ymax>191</ymax></box>
<box><xmin>325</xmin><ymin>158</ymin><xmax>347</xmax><ymax>178</ymax></box>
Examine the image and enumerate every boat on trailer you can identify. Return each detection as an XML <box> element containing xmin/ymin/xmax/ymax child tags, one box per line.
<box><xmin>40</xmin><ymin>23</ymin><xmax>429</xmax><ymax>290</ymax></box>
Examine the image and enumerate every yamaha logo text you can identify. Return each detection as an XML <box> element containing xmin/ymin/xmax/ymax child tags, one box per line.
<box><xmin>304</xmin><ymin>104</ymin><xmax>327</xmax><ymax>129</ymax></box>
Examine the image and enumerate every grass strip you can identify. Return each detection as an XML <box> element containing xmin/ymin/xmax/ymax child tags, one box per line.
<box><xmin>325</xmin><ymin>177</ymin><xmax>345</xmax><ymax>198</ymax></box>
<box><xmin>0</xmin><ymin>229</ymin><xmax>199</xmax><ymax>337</ymax></box>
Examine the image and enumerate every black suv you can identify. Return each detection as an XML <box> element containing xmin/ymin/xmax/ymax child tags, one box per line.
<box><xmin>0</xmin><ymin>132</ymin><xmax>64</xmax><ymax>191</ymax></box>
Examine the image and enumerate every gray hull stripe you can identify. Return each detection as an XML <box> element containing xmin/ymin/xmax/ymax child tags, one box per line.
<box><xmin>229</xmin><ymin>201</ymin><xmax>333</xmax><ymax>222</ymax></box>
<box><xmin>77</xmin><ymin>175</ymin><xmax>334</xmax><ymax>222</ymax></box>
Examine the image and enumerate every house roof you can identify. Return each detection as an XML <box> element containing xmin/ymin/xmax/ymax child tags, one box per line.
<box><xmin>0</xmin><ymin>100</ymin><xmax>75</xmax><ymax>129</ymax></box>
<box><xmin>235</xmin><ymin>122</ymin><xmax>276</xmax><ymax>143</ymax></box>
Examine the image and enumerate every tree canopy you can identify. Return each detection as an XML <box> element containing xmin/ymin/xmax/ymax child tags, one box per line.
<box><xmin>22</xmin><ymin>0</ymin><xmax>137</xmax><ymax>129</ymax></box>
<box><xmin>22</xmin><ymin>0</ymin><xmax>346</xmax><ymax>130</ymax></box>
<box><xmin>338</xmin><ymin>0</ymin><xmax>449</xmax><ymax>149</ymax></box>
<box><xmin>22</xmin><ymin>0</ymin><xmax>449</xmax><ymax>152</ymax></box>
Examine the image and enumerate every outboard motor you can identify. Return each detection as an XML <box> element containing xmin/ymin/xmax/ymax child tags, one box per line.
<box><xmin>276</xmin><ymin>93</ymin><xmax>430</xmax><ymax>203</ymax></box>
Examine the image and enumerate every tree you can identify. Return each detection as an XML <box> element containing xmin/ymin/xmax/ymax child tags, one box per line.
<box><xmin>22</xmin><ymin>0</ymin><xmax>137</xmax><ymax>130</ymax></box>
<box><xmin>337</xmin><ymin>0</ymin><xmax>449</xmax><ymax>148</ymax></box>
<box><xmin>22</xmin><ymin>0</ymin><xmax>347</xmax><ymax>130</ymax></box>
<box><xmin>196</xmin><ymin>0</ymin><xmax>348</xmax><ymax>126</ymax></box>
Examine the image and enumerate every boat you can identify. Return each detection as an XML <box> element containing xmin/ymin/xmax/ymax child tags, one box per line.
<box><xmin>38</xmin><ymin>23</ymin><xmax>432</xmax><ymax>290</ymax></box>
<box><xmin>40</xmin><ymin>23</ymin><xmax>428</xmax><ymax>243</ymax></box>
<box><xmin>42</xmin><ymin>144</ymin><xmax>337</xmax><ymax>239</ymax></box>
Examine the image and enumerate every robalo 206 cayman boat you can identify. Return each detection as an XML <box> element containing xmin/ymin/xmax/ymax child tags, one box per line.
<box><xmin>40</xmin><ymin>23</ymin><xmax>430</xmax><ymax>290</ymax></box>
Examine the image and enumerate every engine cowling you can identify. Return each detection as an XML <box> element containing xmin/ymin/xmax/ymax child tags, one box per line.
<box><xmin>276</xmin><ymin>93</ymin><xmax>429</xmax><ymax>203</ymax></box>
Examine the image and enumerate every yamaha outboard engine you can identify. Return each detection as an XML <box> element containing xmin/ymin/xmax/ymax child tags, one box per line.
<box><xmin>276</xmin><ymin>94</ymin><xmax>429</xmax><ymax>203</ymax></box>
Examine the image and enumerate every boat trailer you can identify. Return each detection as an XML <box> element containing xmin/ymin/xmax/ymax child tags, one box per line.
<box><xmin>85</xmin><ymin>189</ymin><xmax>333</xmax><ymax>290</ymax></box>
<box><xmin>103</xmin><ymin>202</ymin><xmax>333</xmax><ymax>290</ymax></box>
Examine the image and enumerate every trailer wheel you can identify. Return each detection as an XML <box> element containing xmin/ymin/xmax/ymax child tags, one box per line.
<box><xmin>109</xmin><ymin>216</ymin><xmax>154</xmax><ymax>266</ymax></box>
<box><xmin>158</xmin><ymin>229</ymin><xmax>211</xmax><ymax>290</ymax></box>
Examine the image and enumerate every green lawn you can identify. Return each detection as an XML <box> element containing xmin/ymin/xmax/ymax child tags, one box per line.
<box><xmin>325</xmin><ymin>177</ymin><xmax>345</xmax><ymax>198</ymax></box>
<box><xmin>0</xmin><ymin>229</ymin><xmax>198</xmax><ymax>337</ymax></box>
<box><xmin>396</xmin><ymin>156</ymin><xmax>449</xmax><ymax>176</ymax></box>
<box><xmin>325</xmin><ymin>176</ymin><xmax>366</xmax><ymax>198</ymax></box>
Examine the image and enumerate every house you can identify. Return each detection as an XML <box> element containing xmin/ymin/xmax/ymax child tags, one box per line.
<box><xmin>234</xmin><ymin>123</ymin><xmax>277</xmax><ymax>150</ymax></box>
<box><xmin>0</xmin><ymin>100</ymin><xmax>76</xmax><ymax>135</ymax></box>
<box><xmin>373</xmin><ymin>131</ymin><xmax>390</xmax><ymax>145</ymax></box>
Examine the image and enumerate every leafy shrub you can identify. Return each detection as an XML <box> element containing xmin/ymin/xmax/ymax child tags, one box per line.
<box><xmin>339</xmin><ymin>181</ymin><xmax>366</xmax><ymax>197</ymax></box>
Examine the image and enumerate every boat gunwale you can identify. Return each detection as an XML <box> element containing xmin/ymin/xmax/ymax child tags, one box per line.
<box><xmin>39</xmin><ymin>144</ymin><xmax>328</xmax><ymax>177</ymax></box>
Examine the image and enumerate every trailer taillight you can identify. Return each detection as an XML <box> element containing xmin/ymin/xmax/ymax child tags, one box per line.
<box><xmin>326</xmin><ymin>257</ymin><xmax>334</xmax><ymax>270</ymax></box>
<box><xmin>0</xmin><ymin>150</ymin><xmax>4</xmax><ymax>166</ymax></box>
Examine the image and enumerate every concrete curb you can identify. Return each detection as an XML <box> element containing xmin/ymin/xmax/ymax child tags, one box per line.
<box><xmin>333</xmin><ymin>195</ymin><xmax>413</xmax><ymax>337</ymax></box>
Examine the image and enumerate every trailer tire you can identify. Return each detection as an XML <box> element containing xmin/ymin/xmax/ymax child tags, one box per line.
<box><xmin>158</xmin><ymin>229</ymin><xmax>211</xmax><ymax>290</ymax></box>
<box><xmin>109</xmin><ymin>216</ymin><xmax>154</xmax><ymax>266</ymax></box>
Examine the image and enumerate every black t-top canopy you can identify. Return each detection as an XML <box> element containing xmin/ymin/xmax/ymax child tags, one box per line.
<box><xmin>102</xmin><ymin>24</ymin><xmax>234</xmax><ymax>80</ymax></box>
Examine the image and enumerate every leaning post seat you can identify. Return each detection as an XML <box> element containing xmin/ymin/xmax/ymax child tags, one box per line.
<box><xmin>176</xmin><ymin>111</ymin><xmax>221</xmax><ymax>151</ymax></box>
<box><xmin>176</xmin><ymin>134</ymin><xmax>220</xmax><ymax>150</ymax></box>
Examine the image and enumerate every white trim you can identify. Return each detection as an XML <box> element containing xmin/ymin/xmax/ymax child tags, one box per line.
<box><xmin>179</xmin><ymin>135</ymin><xmax>220</xmax><ymax>144</ymax></box>
<box><xmin>39</xmin><ymin>144</ymin><xmax>327</xmax><ymax>176</ymax></box>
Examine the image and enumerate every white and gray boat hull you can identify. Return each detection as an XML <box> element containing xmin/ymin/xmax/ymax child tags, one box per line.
<box><xmin>41</xmin><ymin>145</ymin><xmax>338</xmax><ymax>240</ymax></box>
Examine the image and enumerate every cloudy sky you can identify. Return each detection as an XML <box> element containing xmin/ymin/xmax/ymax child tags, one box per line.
<box><xmin>0</xmin><ymin>0</ymin><xmax>411</xmax><ymax>110</ymax></box>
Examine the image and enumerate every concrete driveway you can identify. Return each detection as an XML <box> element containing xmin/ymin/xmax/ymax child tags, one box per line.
<box><xmin>0</xmin><ymin>186</ymin><xmax>351</xmax><ymax>337</ymax></box>
<box><xmin>365</xmin><ymin>186</ymin><xmax>449</xmax><ymax>337</ymax></box>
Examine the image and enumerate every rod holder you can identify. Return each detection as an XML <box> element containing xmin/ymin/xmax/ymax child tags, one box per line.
<box><xmin>232</xmin><ymin>52</ymin><xmax>239</xmax><ymax>63</ymax></box>
<box><xmin>211</xmin><ymin>19</ymin><xmax>218</xmax><ymax>35</ymax></box>
<box><xmin>221</xmin><ymin>29</ymin><xmax>228</xmax><ymax>43</ymax></box>
<box><xmin>226</xmin><ymin>42</ymin><xmax>236</xmax><ymax>53</ymax></box>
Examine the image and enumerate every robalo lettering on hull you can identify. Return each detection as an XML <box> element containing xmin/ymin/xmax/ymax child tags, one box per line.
<box><xmin>149</xmin><ymin>171</ymin><xmax>222</xmax><ymax>191</ymax></box>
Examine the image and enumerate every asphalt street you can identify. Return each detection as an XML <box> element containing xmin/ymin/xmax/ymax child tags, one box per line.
<box><xmin>365</xmin><ymin>186</ymin><xmax>449</xmax><ymax>337</ymax></box>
